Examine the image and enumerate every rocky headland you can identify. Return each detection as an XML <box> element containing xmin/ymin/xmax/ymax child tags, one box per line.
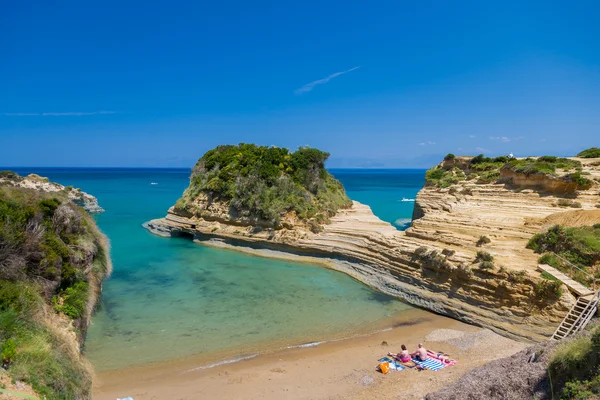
<box><xmin>145</xmin><ymin>146</ymin><xmax>600</xmax><ymax>342</ymax></box>
<box><xmin>0</xmin><ymin>171</ymin><xmax>104</xmax><ymax>213</ymax></box>
<box><xmin>0</xmin><ymin>171</ymin><xmax>111</xmax><ymax>399</ymax></box>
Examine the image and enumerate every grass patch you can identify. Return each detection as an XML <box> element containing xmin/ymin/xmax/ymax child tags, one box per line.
<box><xmin>530</xmin><ymin>225</ymin><xmax>600</xmax><ymax>287</ymax></box>
<box><xmin>548</xmin><ymin>326</ymin><xmax>600</xmax><ymax>398</ymax></box>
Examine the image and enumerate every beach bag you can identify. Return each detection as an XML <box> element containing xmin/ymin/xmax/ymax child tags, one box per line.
<box><xmin>378</xmin><ymin>361</ymin><xmax>390</xmax><ymax>374</ymax></box>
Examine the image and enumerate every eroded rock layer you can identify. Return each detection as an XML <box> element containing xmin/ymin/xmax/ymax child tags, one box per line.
<box><xmin>146</xmin><ymin>157</ymin><xmax>600</xmax><ymax>342</ymax></box>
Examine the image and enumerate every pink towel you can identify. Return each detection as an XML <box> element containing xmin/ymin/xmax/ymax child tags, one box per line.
<box><xmin>427</xmin><ymin>350</ymin><xmax>457</xmax><ymax>367</ymax></box>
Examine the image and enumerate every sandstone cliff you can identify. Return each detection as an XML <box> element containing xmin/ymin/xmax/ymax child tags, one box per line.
<box><xmin>145</xmin><ymin>156</ymin><xmax>600</xmax><ymax>342</ymax></box>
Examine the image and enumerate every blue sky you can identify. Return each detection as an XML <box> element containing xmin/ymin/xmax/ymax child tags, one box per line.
<box><xmin>1</xmin><ymin>1</ymin><xmax>599</xmax><ymax>168</ymax></box>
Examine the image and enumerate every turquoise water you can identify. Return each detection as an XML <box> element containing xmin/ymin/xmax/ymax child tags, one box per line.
<box><xmin>9</xmin><ymin>168</ymin><xmax>425</xmax><ymax>371</ymax></box>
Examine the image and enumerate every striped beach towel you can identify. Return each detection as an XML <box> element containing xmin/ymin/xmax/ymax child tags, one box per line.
<box><xmin>377</xmin><ymin>357</ymin><xmax>405</xmax><ymax>371</ymax></box>
<box><xmin>411</xmin><ymin>357</ymin><xmax>445</xmax><ymax>371</ymax></box>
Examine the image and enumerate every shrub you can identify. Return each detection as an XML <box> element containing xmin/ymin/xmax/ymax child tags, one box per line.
<box><xmin>479</xmin><ymin>261</ymin><xmax>495</xmax><ymax>270</ymax></box>
<box><xmin>566</xmin><ymin>172</ymin><xmax>593</xmax><ymax>189</ymax></box>
<box><xmin>444</xmin><ymin>153</ymin><xmax>456</xmax><ymax>161</ymax></box>
<box><xmin>577</xmin><ymin>147</ymin><xmax>600</xmax><ymax>158</ymax></box>
<box><xmin>425</xmin><ymin>167</ymin><xmax>465</xmax><ymax>188</ymax></box>
<box><xmin>476</xmin><ymin>170</ymin><xmax>500</xmax><ymax>184</ymax></box>
<box><xmin>556</xmin><ymin>199</ymin><xmax>582</xmax><ymax>208</ymax></box>
<box><xmin>504</xmin><ymin>157</ymin><xmax>582</xmax><ymax>176</ymax></box>
<box><xmin>476</xmin><ymin>235</ymin><xmax>491</xmax><ymax>247</ymax></box>
<box><xmin>507</xmin><ymin>269</ymin><xmax>528</xmax><ymax>283</ymax></box>
<box><xmin>549</xmin><ymin>327</ymin><xmax>600</xmax><ymax>397</ymax></box>
<box><xmin>414</xmin><ymin>246</ymin><xmax>428</xmax><ymax>256</ymax></box>
<box><xmin>475</xmin><ymin>251</ymin><xmax>494</xmax><ymax>262</ymax></box>
<box><xmin>1</xmin><ymin>338</ymin><xmax>17</xmax><ymax>366</ymax></box>
<box><xmin>53</xmin><ymin>282</ymin><xmax>89</xmax><ymax>319</ymax></box>
<box><xmin>460</xmin><ymin>187</ymin><xmax>473</xmax><ymax>195</ymax></box>
<box><xmin>528</xmin><ymin>225</ymin><xmax>600</xmax><ymax>268</ymax></box>
<box><xmin>534</xmin><ymin>278</ymin><xmax>563</xmax><ymax>302</ymax></box>
<box><xmin>442</xmin><ymin>248</ymin><xmax>455</xmax><ymax>257</ymax></box>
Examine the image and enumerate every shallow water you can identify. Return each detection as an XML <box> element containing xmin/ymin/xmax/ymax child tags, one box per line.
<box><xmin>9</xmin><ymin>167</ymin><xmax>425</xmax><ymax>371</ymax></box>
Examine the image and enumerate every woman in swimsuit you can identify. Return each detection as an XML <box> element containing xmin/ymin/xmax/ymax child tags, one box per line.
<box><xmin>388</xmin><ymin>344</ymin><xmax>411</xmax><ymax>363</ymax></box>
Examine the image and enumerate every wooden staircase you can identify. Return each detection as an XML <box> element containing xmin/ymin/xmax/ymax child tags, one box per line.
<box><xmin>536</xmin><ymin>264</ymin><xmax>599</xmax><ymax>340</ymax></box>
<box><xmin>552</xmin><ymin>291</ymin><xmax>600</xmax><ymax>340</ymax></box>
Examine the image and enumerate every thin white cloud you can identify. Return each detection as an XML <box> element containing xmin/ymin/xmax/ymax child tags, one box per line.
<box><xmin>469</xmin><ymin>135</ymin><xmax>476</xmax><ymax>138</ymax></box>
<box><xmin>4</xmin><ymin>111</ymin><xmax>116</xmax><ymax>116</ymax></box>
<box><xmin>295</xmin><ymin>66</ymin><xmax>360</xmax><ymax>95</ymax></box>
<box><xmin>418</xmin><ymin>140</ymin><xmax>436</xmax><ymax>146</ymax></box>
<box><xmin>489</xmin><ymin>136</ymin><xmax>511</xmax><ymax>142</ymax></box>
<box><xmin>476</xmin><ymin>147</ymin><xmax>490</xmax><ymax>153</ymax></box>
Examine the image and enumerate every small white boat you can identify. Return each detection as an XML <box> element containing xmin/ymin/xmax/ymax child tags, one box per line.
<box><xmin>150</xmin><ymin>182</ymin><xmax>158</xmax><ymax>185</ymax></box>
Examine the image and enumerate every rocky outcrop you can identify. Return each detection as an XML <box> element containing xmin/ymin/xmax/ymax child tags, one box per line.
<box><xmin>0</xmin><ymin>173</ymin><xmax>104</xmax><ymax>213</ymax></box>
<box><xmin>145</xmin><ymin>157</ymin><xmax>600</xmax><ymax>342</ymax></box>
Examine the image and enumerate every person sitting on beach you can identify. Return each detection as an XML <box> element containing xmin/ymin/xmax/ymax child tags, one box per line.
<box><xmin>388</xmin><ymin>344</ymin><xmax>411</xmax><ymax>363</ymax></box>
<box><xmin>411</xmin><ymin>343</ymin><xmax>428</xmax><ymax>361</ymax></box>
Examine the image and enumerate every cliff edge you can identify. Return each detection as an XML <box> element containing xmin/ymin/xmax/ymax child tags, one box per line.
<box><xmin>0</xmin><ymin>171</ymin><xmax>111</xmax><ymax>399</ymax></box>
<box><xmin>145</xmin><ymin>147</ymin><xmax>600</xmax><ymax>342</ymax></box>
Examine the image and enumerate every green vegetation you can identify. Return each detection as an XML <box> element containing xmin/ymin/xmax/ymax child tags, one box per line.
<box><xmin>533</xmin><ymin>278</ymin><xmax>563</xmax><ymax>302</ymax></box>
<box><xmin>503</xmin><ymin>156</ymin><xmax>582</xmax><ymax>174</ymax></box>
<box><xmin>529</xmin><ymin>225</ymin><xmax>600</xmax><ymax>287</ymax></box>
<box><xmin>424</xmin><ymin>166</ymin><xmax>466</xmax><ymax>188</ymax></box>
<box><xmin>549</xmin><ymin>326</ymin><xmax>600</xmax><ymax>399</ymax></box>
<box><xmin>443</xmin><ymin>153</ymin><xmax>455</xmax><ymax>161</ymax></box>
<box><xmin>176</xmin><ymin>144</ymin><xmax>352</xmax><ymax>230</ymax></box>
<box><xmin>478</xmin><ymin>260</ymin><xmax>495</xmax><ymax>271</ymax></box>
<box><xmin>425</xmin><ymin>153</ymin><xmax>593</xmax><ymax>189</ymax></box>
<box><xmin>0</xmin><ymin>174</ymin><xmax>110</xmax><ymax>399</ymax></box>
<box><xmin>476</xmin><ymin>235</ymin><xmax>491</xmax><ymax>247</ymax></box>
<box><xmin>475</xmin><ymin>251</ymin><xmax>494</xmax><ymax>262</ymax></box>
<box><xmin>577</xmin><ymin>147</ymin><xmax>600</xmax><ymax>158</ymax></box>
<box><xmin>556</xmin><ymin>199</ymin><xmax>583</xmax><ymax>208</ymax></box>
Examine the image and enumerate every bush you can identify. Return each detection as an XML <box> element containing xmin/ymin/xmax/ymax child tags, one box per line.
<box><xmin>577</xmin><ymin>147</ymin><xmax>600</xmax><ymax>158</ymax></box>
<box><xmin>479</xmin><ymin>261</ymin><xmax>495</xmax><ymax>270</ymax></box>
<box><xmin>53</xmin><ymin>282</ymin><xmax>89</xmax><ymax>319</ymax></box>
<box><xmin>533</xmin><ymin>278</ymin><xmax>563</xmax><ymax>302</ymax></box>
<box><xmin>528</xmin><ymin>225</ymin><xmax>600</xmax><ymax>268</ymax></box>
<box><xmin>476</xmin><ymin>170</ymin><xmax>500</xmax><ymax>184</ymax></box>
<box><xmin>549</xmin><ymin>327</ymin><xmax>600</xmax><ymax>397</ymax></box>
<box><xmin>556</xmin><ymin>199</ymin><xmax>582</xmax><ymax>208</ymax></box>
<box><xmin>476</xmin><ymin>235</ymin><xmax>491</xmax><ymax>247</ymax></box>
<box><xmin>444</xmin><ymin>153</ymin><xmax>456</xmax><ymax>161</ymax></box>
<box><xmin>475</xmin><ymin>251</ymin><xmax>494</xmax><ymax>262</ymax></box>
<box><xmin>415</xmin><ymin>246</ymin><xmax>428</xmax><ymax>256</ymax></box>
<box><xmin>442</xmin><ymin>248</ymin><xmax>455</xmax><ymax>257</ymax></box>
<box><xmin>1</xmin><ymin>338</ymin><xmax>16</xmax><ymax>366</ymax></box>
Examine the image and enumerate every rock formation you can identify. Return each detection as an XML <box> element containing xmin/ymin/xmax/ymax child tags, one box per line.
<box><xmin>0</xmin><ymin>172</ymin><xmax>104</xmax><ymax>213</ymax></box>
<box><xmin>145</xmin><ymin>154</ymin><xmax>600</xmax><ymax>342</ymax></box>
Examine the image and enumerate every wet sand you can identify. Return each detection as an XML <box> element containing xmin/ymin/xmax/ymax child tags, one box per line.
<box><xmin>93</xmin><ymin>309</ymin><xmax>528</xmax><ymax>400</ymax></box>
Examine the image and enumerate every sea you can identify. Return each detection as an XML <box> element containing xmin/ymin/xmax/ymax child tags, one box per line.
<box><xmin>7</xmin><ymin>167</ymin><xmax>425</xmax><ymax>371</ymax></box>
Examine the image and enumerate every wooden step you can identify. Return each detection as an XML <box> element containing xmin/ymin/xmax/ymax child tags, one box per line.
<box><xmin>537</xmin><ymin>265</ymin><xmax>594</xmax><ymax>296</ymax></box>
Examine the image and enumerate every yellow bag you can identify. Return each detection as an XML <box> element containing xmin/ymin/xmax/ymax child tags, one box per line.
<box><xmin>379</xmin><ymin>361</ymin><xmax>390</xmax><ymax>374</ymax></box>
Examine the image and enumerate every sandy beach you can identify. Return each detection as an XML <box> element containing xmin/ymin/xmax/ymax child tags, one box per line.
<box><xmin>93</xmin><ymin>309</ymin><xmax>528</xmax><ymax>400</ymax></box>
